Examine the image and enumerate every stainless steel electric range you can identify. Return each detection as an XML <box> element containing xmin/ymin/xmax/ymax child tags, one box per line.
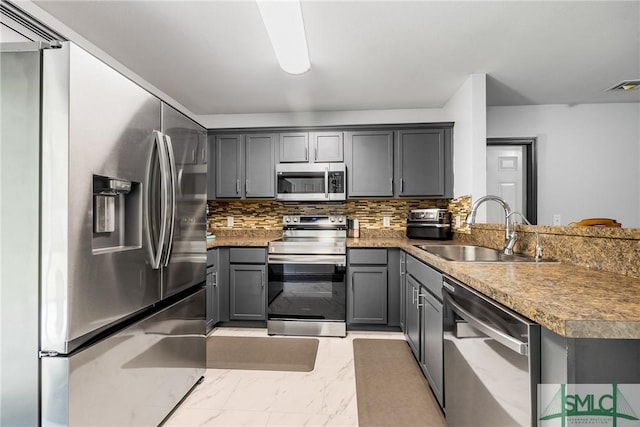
<box><xmin>267</xmin><ymin>215</ymin><xmax>347</xmax><ymax>337</ymax></box>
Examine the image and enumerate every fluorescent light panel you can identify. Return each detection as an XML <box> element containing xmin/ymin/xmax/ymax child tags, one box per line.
<box><xmin>257</xmin><ymin>0</ymin><xmax>310</xmax><ymax>75</ymax></box>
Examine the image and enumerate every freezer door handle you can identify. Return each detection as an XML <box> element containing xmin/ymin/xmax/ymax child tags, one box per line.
<box><xmin>146</xmin><ymin>130</ymin><xmax>170</xmax><ymax>269</ymax></box>
<box><xmin>161</xmin><ymin>134</ymin><xmax>177</xmax><ymax>267</ymax></box>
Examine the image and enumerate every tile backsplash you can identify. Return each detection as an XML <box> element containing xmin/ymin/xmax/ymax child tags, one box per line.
<box><xmin>207</xmin><ymin>198</ymin><xmax>471</xmax><ymax>233</ymax></box>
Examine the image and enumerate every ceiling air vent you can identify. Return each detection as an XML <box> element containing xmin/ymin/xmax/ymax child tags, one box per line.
<box><xmin>606</xmin><ymin>80</ymin><xmax>640</xmax><ymax>91</ymax></box>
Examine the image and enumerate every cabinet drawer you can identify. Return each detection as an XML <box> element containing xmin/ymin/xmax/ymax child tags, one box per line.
<box><xmin>406</xmin><ymin>255</ymin><xmax>442</xmax><ymax>298</ymax></box>
<box><xmin>349</xmin><ymin>249</ymin><xmax>387</xmax><ymax>265</ymax></box>
<box><xmin>229</xmin><ymin>247</ymin><xmax>266</xmax><ymax>264</ymax></box>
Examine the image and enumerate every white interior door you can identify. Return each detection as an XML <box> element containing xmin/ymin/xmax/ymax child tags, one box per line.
<box><xmin>486</xmin><ymin>146</ymin><xmax>526</xmax><ymax>223</ymax></box>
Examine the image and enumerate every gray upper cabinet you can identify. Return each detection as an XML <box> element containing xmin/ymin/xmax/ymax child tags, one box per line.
<box><xmin>395</xmin><ymin>129</ymin><xmax>452</xmax><ymax>198</ymax></box>
<box><xmin>215</xmin><ymin>133</ymin><xmax>275</xmax><ymax>199</ymax></box>
<box><xmin>207</xmin><ymin>135</ymin><xmax>215</xmax><ymax>199</ymax></box>
<box><xmin>345</xmin><ymin>130</ymin><xmax>394</xmax><ymax>197</ymax></box>
<box><xmin>310</xmin><ymin>131</ymin><xmax>343</xmax><ymax>162</ymax></box>
<box><xmin>279</xmin><ymin>132</ymin><xmax>309</xmax><ymax>162</ymax></box>
<box><xmin>215</xmin><ymin>134</ymin><xmax>243</xmax><ymax>198</ymax></box>
<box><xmin>279</xmin><ymin>131</ymin><xmax>343</xmax><ymax>163</ymax></box>
<box><xmin>245</xmin><ymin>134</ymin><xmax>275</xmax><ymax>198</ymax></box>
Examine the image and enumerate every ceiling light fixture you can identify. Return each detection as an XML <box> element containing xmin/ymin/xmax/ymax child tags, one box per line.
<box><xmin>256</xmin><ymin>0</ymin><xmax>310</xmax><ymax>75</ymax></box>
<box><xmin>606</xmin><ymin>80</ymin><xmax>640</xmax><ymax>91</ymax></box>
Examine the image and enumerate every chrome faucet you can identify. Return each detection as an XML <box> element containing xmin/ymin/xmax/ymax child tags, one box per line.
<box><xmin>465</xmin><ymin>195</ymin><xmax>515</xmax><ymax>255</ymax></box>
<box><xmin>507</xmin><ymin>211</ymin><xmax>543</xmax><ymax>260</ymax></box>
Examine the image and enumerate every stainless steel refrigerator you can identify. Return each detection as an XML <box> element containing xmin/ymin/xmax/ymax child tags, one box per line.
<box><xmin>1</xmin><ymin>41</ymin><xmax>207</xmax><ymax>426</ymax></box>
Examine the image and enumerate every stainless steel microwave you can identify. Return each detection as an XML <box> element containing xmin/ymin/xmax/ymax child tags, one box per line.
<box><xmin>275</xmin><ymin>163</ymin><xmax>346</xmax><ymax>202</ymax></box>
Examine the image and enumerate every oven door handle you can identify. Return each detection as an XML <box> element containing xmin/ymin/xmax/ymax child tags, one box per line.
<box><xmin>443</xmin><ymin>292</ymin><xmax>529</xmax><ymax>356</ymax></box>
<box><xmin>268</xmin><ymin>254</ymin><xmax>346</xmax><ymax>266</ymax></box>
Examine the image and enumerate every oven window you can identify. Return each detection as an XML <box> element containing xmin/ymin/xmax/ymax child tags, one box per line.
<box><xmin>277</xmin><ymin>173</ymin><xmax>325</xmax><ymax>194</ymax></box>
<box><xmin>268</xmin><ymin>264</ymin><xmax>346</xmax><ymax>321</ymax></box>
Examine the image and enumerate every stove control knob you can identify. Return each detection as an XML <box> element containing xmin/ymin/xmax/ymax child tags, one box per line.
<box><xmin>284</xmin><ymin>216</ymin><xmax>291</xmax><ymax>223</ymax></box>
<box><xmin>337</xmin><ymin>216</ymin><xmax>344</xmax><ymax>223</ymax></box>
<box><xmin>293</xmin><ymin>217</ymin><xmax>299</xmax><ymax>223</ymax></box>
<box><xmin>330</xmin><ymin>216</ymin><xmax>336</xmax><ymax>223</ymax></box>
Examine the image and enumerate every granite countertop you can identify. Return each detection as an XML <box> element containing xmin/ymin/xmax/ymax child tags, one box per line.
<box><xmin>207</xmin><ymin>235</ymin><xmax>640</xmax><ymax>339</ymax></box>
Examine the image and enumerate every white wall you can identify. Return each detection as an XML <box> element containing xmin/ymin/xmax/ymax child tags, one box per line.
<box><xmin>488</xmin><ymin>103</ymin><xmax>640</xmax><ymax>228</ymax></box>
<box><xmin>442</xmin><ymin>74</ymin><xmax>487</xmax><ymax>202</ymax></box>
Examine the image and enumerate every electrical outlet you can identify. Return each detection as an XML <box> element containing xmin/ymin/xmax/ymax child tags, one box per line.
<box><xmin>383</xmin><ymin>216</ymin><xmax>391</xmax><ymax>227</ymax></box>
<box><xmin>227</xmin><ymin>216</ymin><xmax>234</xmax><ymax>227</ymax></box>
<box><xmin>455</xmin><ymin>216</ymin><xmax>461</xmax><ymax>228</ymax></box>
<box><xmin>552</xmin><ymin>214</ymin><xmax>561</xmax><ymax>226</ymax></box>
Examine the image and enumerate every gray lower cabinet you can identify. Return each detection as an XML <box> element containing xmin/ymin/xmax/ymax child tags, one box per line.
<box><xmin>404</xmin><ymin>253</ymin><xmax>444</xmax><ymax>408</ymax></box>
<box><xmin>206</xmin><ymin>249</ymin><xmax>220</xmax><ymax>332</ymax></box>
<box><xmin>348</xmin><ymin>266</ymin><xmax>388</xmax><ymax>324</ymax></box>
<box><xmin>206</xmin><ymin>267</ymin><xmax>218</xmax><ymax>331</ymax></box>
<box><xmin>229</xmin><ymin>248</ymin><xmax>267</xmax><ymax>320</ymax></box>
<box><xmin>345</xmin><ymin>130</ymin><xmax>394</xmax><ymax>197</ymax></box>
<box><xmin>214</xmin><ymin>133</ymin><xmax>275</xmax><ymax>199</ymax></box>
<box><xmin>399</xmin><ymin>251</ymin><xmax>406</xmax><ymax>331</ymax></box>
<box><xmin>395</xmin><ymin>129</ymin><xmax>452</xmax><ymax>198</ymax></box>
<box><xmin>404</xmin><ymin>274</ymin><xmax>421</xmax><ymax>356</ymax></box>
<box><xmin>420</xmin><ymin>287</ymin><xmax>444</xmax><ymax>407</ymax></box>
<box><xmin>347</xmin><ymin>249</ymin><xmax>388</xmax><ymax>325</ymax></box>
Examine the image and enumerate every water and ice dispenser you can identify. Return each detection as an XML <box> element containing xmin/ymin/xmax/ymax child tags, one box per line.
<box><xmin>92</xmin><ymin>174</ymin><xmax>141</xmax><ymax>253</ymax></box>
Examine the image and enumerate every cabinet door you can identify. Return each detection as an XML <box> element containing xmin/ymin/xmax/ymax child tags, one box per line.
<box><xmin>245</xmin><ymin>134</ymin><xmax>275</xmax><ymax>198</ymax></box>
<box><xmin>207</xmin><ymin>135</ymin><xmax>215</xmax><ymax>200</ymax></box>
<box><xmin>206</xmin><ymin>268</ymin><xmax>219</xmax><ymax>332</ymax></box>
<box><xmin>421</xmin><ymin>289</ymin><xmax>444</xmax><ymax>407</ymax></box>
<box><xmin>399</xmin><ymin>252</ymin><xmax>406</xmax><ymax>331</ymax></box>
<box><xmin>395</xmin><ymin>129</ymin><xmax>445</xmax><ymax>197</ymax></box>
<box><xmin>311</xmin><ymin>131</ymin><xmax>343</xmax><ymax>163</ymax></box>
<box><xmin>404</xmin><ymin>275</ymin><xmax>421</xmax><ymax>358</ymax></box>
<box><xmin>345</xmin><ymin>131</ymin><xmax>394</xmax><ymax>197</ymax></box>
<box><xmin>348</xmin><ymin>266</ymin><xmax>388</xmax><ymax>324</ymax></box>
<box><xmin>215</xmin><ymin>135</ymin><xmax>243</xmax><ymax>198</ymax></box>
<box><xmin>279</xmin><ymin>132</ymin><xmax>309</xmax><ymax>162</ymax></box>
<box><xmin>229</xmin><ymin>264</ymin><xmax>266</xmax><ymax>320</ymax></box>
<box><xmin>206</xmin><ymin>269</ymin><xmax>214</xmax><ymax>330</ymax></box>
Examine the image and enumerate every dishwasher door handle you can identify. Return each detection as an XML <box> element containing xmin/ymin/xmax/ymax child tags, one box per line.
<box><xmin>444</xmin><ymin>292</ymin><xmax>529</xmax><ymax>356</ymax></box>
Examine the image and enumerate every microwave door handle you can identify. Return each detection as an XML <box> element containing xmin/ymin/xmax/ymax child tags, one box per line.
<box><xmin>162</xmin><ymin>134</ymin><xmax>177</xmax><ymax>267</ymax></box>
<box><xmin>444</xmin><ymin>293</ymin><xmax>529</xmax><ymax>356</ymax></box>
<box><xmin>324</xmin><ymin>167</ymin><xmax>329</xmax><ymax>199</ymax></box>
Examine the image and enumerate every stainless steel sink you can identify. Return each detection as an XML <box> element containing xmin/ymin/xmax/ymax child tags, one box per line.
<box><xmin>414</xmin><ymin>244</ymin><xmax>555</xmax><ymax>263</ymax></box>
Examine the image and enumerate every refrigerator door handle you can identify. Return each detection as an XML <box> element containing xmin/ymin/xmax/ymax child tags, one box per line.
<box><xmin>146</xmin><ymin>130</ymin><xmax>170</xmax><ymax>269</ymax></box>
<box><xmin>162</xmin><ymin>134</ymin><xmax>177</xmax><ymax>267</ymax></box>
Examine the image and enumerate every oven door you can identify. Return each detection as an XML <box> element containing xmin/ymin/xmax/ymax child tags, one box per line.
<box><xmin>267</xmin><ymin>254</ymin><xmax>346</xmax><ymax>323</ymax></box>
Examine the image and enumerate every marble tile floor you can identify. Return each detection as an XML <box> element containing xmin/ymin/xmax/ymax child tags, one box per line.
<box><xmin>164</xmin><ymin>327</ymin><xmax>407</xmax><ymax>427</ymax></box>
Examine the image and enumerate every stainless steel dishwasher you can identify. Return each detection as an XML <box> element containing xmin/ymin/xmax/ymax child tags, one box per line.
<box><xmin>443</xmin><ymin>275</ymin><xmax>540</xmax><ymax>426</ymax></box>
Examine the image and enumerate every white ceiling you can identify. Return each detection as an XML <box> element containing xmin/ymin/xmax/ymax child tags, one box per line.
<box><xmin>31</xmin><ymin>0</ymin><xmax>640</xmax><ymax>115</ymax></box>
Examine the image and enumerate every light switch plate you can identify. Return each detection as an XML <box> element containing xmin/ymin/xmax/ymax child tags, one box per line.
<box><xmin>552</xmin><ymin>214</ymin><xmax>561</xmax><ymax>226</ymax></box>
<box><xmin>383</xmin><ymin>217</ymin><xmax>391</xmax><ymax>227</ymax></box>
<box><xmin>227</xmin><ymin>216</ymin><xmax>234</xmax><ymax>227</ymax></box>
